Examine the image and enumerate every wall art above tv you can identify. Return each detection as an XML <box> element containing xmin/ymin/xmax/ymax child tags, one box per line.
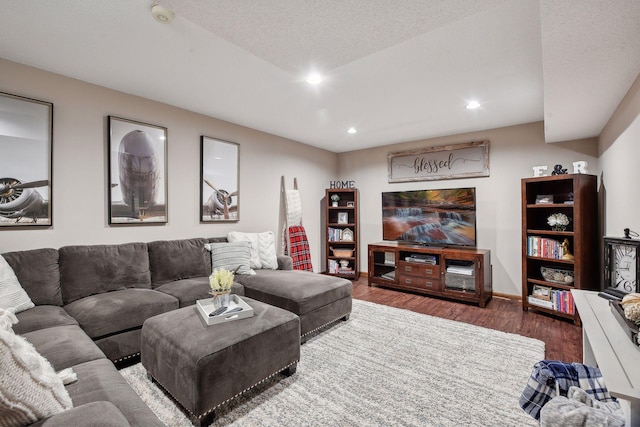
<box><xmin>387</xmin><ymin>140</ymin><xmax>489</xmax><ymax>183</ymax></box>
<box><xmin>382</xmin><ymin>187</ymin><xmax>477</xmax><ymax>247</ymax></box>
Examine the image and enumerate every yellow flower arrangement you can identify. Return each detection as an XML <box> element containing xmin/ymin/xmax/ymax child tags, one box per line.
<box><xmin>209</xmin><ymin>267</ymin><xmax>234</xmax><ymax>293</ymax></box>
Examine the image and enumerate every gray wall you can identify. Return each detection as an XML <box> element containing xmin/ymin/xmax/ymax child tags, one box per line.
<box><xmin>337</xmin><ymin>122</ymin><xmax>600</xmax><ymax>296</ymax></box>
<box><xmin>2</xmin><ymin>57</ymin><xmax>639</xmax><ymax>298</ymax></box>
<box><xmin>0</xmin><ymin>58</ymin><xmax>337</xmax><ymax>271</ymax></box>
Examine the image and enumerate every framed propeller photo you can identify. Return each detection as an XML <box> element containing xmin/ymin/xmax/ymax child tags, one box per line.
<box><xmin>0</xmin><ymin>92</ymin><xmax>53</xmax><ymax>227</ymax></box>
<box><xmin>108</xmin><ymin>116</ymin><xmax>168</xmax><ymax>224</ymax></box>
<box><xmin>200</xmin><ymin>136</ymin><xmax>239</xmax><ymax>222</ymax></box>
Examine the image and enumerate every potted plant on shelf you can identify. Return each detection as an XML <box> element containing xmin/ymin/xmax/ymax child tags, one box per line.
<box><xmin>330</xmin><ymin>194</ymin><xmax>340</xmax><ymax>207</ymax></box>
<box><xmin>547</xmin><ymin>213</ymin><xmax>570</xmax><ymax>231</ymax></box>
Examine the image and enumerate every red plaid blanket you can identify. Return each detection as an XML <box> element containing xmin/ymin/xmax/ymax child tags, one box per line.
<box><xmin>288</xmin><ymin>225</ymin><xmax>313</xmax><ymax>271</ymax></box>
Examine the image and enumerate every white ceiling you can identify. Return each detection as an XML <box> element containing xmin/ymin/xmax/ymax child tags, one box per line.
<box><xmin>0</xmin><ymin>0</ymin><xmax>639</xmax><ymax>153</ymax></box>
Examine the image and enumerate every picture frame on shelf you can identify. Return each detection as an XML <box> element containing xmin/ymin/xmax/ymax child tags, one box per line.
<box><xmin>337</xmin><ymin>212</ymin><xmax>348</xmax><ymax>224</ymax></box>
<box><xmin>108</xmin><ymin>116</ymin><xmax>168</xmax><ymax>224</ymax></box>
<box><xmin>532</xmin><ymin>284</ymin><xmax>552</xmax><ymax>300</ymax></box>
<box><xmin>200</xmin><ymin>136</ymin><xmax>239</xmax><ymax>222</ymax></box>
<box><xmin>0</xmin><ymin>92</ymin><xmax>53</xmax><ymax>227</ymax></box>
<box><xmin>535</xmin><ymin>194</ymin><xmax>553</xmax><ymax>204</ymax></box>
<box><xmin>341</xmin><ymin>228</ymin><xmax>354</xmax><ymax>241</ymax></box>
<box><xmin>346</xmin><ymin>201</ymin><xmax>355</xmax><ymax>207</ymax></box>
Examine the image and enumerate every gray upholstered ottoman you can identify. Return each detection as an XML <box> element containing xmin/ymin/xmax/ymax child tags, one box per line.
<box><xmin>141</xmin><ymin>297</ymin><xmax>300</xmax><ymax>426</ymax></box>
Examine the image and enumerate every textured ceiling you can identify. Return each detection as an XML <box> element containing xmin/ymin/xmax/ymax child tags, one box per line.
<box><xmin>0</xmin><ymin>0</ymin><xmax>639</xmax><ymax>153</ymax></box>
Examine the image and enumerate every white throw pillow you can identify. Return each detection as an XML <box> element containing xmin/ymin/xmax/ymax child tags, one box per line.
<box><xmin>227</xmin><ymin>231</ymin><xmax>262</xmax><ymax>269</ymax></box>
<box><xmin>227</xmin><ymin>231</ymin><xmax>278</xmax><ymax>270</ymax></box>
<box><xmin>0</xmin><ymin>309</ymin><xmax>73</xmax><ymax>426</ymax></box>
<box><xmin>0</xmin><ymin>255</ymin><xmax>34</xmax><ymax>313</ymax></box>
<box><xmin>204</xmin><ymin>241</ymin><xmax>255</xmax><ymax>276</ymax></box>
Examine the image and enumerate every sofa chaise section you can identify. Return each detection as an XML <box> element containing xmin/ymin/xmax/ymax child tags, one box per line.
<box><xmin>235</xmin><ymin>269</ymin><xmax>352</xmax><ymax>338</ymax></box>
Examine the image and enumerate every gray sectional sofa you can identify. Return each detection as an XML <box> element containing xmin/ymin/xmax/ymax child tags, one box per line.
<box><xmin>3</xmin><ymin>236</ymin><xmax>352</xmax><ymax>426</ymax></box>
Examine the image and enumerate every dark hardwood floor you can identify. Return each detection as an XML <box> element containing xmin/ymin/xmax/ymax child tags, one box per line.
<box><xmin>351</xmin><ymin>276</ymin><xmax>583</xmax><ymax>362</ymax></box>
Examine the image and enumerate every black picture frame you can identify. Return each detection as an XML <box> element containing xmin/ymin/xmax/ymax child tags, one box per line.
<box><xmin>200</xmin><ymin>136</ymin><xmax>239</xmax><ymax>222</ymax></box>
<box><xmin>0</xmin><ymin>92</ymin><xmax>53</xmax><ymax>227</ymax></box>
<box><xmin>107</xmin><ymin>116</ymin><xmax>168</xmax><ymax>224</ymax></box>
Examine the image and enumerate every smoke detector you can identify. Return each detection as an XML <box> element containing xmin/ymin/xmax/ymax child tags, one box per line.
<box><xmin>151</xmin><ymin>3</ymin><xmax>174</xmax><ymax>24</ymax></box>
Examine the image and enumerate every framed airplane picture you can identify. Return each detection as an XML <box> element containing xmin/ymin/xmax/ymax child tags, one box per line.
<box><xmin>200</xmin><ymin>136</ymin><xmax>239</xmax><ymax>222</ymax></box>
<box><xmin>108</xmin><ymin>116</ymin><xmax>168</xmax><ymax>224</ymax></box>
<box><xmin>0</xmin><ymin>92</ymin><xmax>53</xmax><ymax>227</ymax></box>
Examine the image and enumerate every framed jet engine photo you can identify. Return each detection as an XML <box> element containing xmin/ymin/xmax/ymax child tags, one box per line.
<box><xmin>200</xmin><ymin>136</ymin><xmax>239</xmax><ymax>222</ymax></box>
<box><xmin>0</xmin><ymin>92</ymin><xmax>53</xmax><ymax>227</ymax></box>
<box><xmin>108</xmin><ymin>116</ymin><xmax>168</xmax><ymax>224</ymax></box>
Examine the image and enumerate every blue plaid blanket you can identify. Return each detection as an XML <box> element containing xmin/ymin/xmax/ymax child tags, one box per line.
<box><xmin>519</xmin><ymin>360</ymin><xmax>617</xmax><ymax>420</ymax></box>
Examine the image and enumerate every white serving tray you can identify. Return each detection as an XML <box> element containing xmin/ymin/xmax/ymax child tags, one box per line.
<box><xmin>196</xmin><ymin>294</ymin><xmax>254</xmax><ymax>326</ymax></box>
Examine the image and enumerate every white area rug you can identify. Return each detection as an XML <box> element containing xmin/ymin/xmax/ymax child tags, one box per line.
<box><xmin>121</xmin><ymin>299</ymin><xmax>542</xmax><ymax>426</ymax></box>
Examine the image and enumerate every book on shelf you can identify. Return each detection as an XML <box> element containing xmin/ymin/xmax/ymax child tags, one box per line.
<box><xmin>527</xmin><ymin>290</ymin><xmax>575</xmax><ymax>314</ymax></box>
<box><xmin>527</xmin><ymin>236</ymin><xmax>567</xmax><ymax>259</ymax></box>
<box><xmin>527</xmin><ymin>295</ymin><xmax>553</xmax><ymax>309</ymax></box>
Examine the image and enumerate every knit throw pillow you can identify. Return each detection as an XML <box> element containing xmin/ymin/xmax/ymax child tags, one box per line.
<box><xmin>0</xmin><ymin>255</ymin><xmax>34</xmax><ymax>313</ymax></box>
<box><xmin>0</xmin><ymin>309</ymin><xmax>73</xmax><ymax>426</ymax></box>
<box><xmin>227</xmin><ymin>231</ymin><xmax>278</xmax><ymax>270</ymax></box>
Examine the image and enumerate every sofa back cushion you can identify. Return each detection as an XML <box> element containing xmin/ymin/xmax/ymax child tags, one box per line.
<box><xmin>2</xmin><ymin>248</ymin><xmax>62</xmax><ymax>306</ymax></box>
<box><xmin>147</xmin><ymin>238</ymin><xmax>211</xmax><ymax>286</ymax></box>
<box><xmin>59</xmin><ymin>243</ymin><xmax>151</xmax><ymax>304</ymax></box>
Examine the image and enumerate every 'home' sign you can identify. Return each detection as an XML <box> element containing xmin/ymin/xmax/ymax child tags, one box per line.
<box><xmin>329</xmin><ymin>180</ymin><xmax>355</xmax><ymax>189</ymax></box>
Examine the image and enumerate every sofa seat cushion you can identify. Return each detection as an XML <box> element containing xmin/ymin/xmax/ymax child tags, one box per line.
<box><xmin>22</xmin><ymin>325</ymin><xmax>106</xmax><ymax>371</ymax></box>
<box><xmin>29</xmin><ymin>401</ymin><xmax>131</xmax><ymax>427</ymax></box>
<box><xmin>66</xmin><ymin>358</ymin><xmax>164</xmax><ymax>426</ymax></box>
<box><xmin>235</xmin><ymin>269</ymin><xmax>352</xmax><ymax>315</ymax></box>
<box><xmin>64</xmin><ymin>289</ymin><xmax>178</xmax><ymax>339</ymax></box>
<box><xmin>0</xmin><ymin>310</ymin><xmax>73</xmax><ymax>426</ymax></box>
<box><xmin>59</xmin><ymin>243</ymin><xmax>151</xmax><ymax>305</ymax></box>
<box><xmin>148</xmin><ymin>237</ymin><xmax>211</xmax><ymax>287</ymax></box>
<box><xmin>154</xmin><ymin>277</ymin><xmax>244</xmax><ymax>308</ymax></box>
<box><xmin>14</xmin><ymin>305</ymin><xmax>78</xmax><ymax>335</ymax></box>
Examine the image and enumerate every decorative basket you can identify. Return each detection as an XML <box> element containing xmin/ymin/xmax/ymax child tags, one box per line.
<box><xmin>540</xmin><ymin>266</ymin><xmax>574</xmax><ymax>284</ymax></box>
<box><xmin>331</xmin><ymin>247</ymin><xmax>353</xmax><ymax>257</ymax></box>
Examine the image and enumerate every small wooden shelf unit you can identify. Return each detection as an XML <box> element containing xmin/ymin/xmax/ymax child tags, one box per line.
<box><xmin>368</xmin><ymin>241</ymin><xmax>492</xmax><ymax>307</ymax></box>
<box><xmin>521</xmin><ymin>173</ymin><xmax>599</xmax><ymax>324</ymax></box>
<box><xmin>324</xmin><ymin>188</ymin><xmax>359</xmax><ymax>279</ymax></box>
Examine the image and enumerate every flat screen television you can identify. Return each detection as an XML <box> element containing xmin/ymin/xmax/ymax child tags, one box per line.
<box><xmin>382</xmin><ymin>187</ymin><xmax>476</xmax><ymax>247</ymax></box>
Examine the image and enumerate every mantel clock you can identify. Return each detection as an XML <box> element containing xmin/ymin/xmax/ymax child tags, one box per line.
<box><xmin>604</xmin><ymin>236</ymin><xmax>640</xmax><ymax>293</ymax></box>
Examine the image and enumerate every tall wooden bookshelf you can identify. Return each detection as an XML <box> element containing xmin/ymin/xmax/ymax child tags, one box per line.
<box><xmin>324</xmin><ymin>188</ymin><xmax>359</xmax><ymax>279</ymax></box>
<box><xmin>521</xmin><ymin>174</ymin><xmax>599</xmax><ymax>324</ymax></box>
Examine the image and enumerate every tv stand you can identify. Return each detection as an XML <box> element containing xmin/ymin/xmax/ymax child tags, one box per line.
<box><xmin>368</xmin><ymin>241</ymin><xmax>492</xmax><ymax>307</ymax></box>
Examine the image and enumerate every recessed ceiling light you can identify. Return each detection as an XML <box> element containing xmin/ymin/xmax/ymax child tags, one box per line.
<box><xmin>347</xmin><ymin>127</ymin><xmax>358</xmax><ymax>134</ymax></box>
<box><xmin>466</xmin><ymin>101</ymin><xmax>481</xmax><ymax>110</ymax></box>
<box><xmin>306</xmin><ymin>73</ymin><xmax>323</xmax><ymax>85</ymax></box>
